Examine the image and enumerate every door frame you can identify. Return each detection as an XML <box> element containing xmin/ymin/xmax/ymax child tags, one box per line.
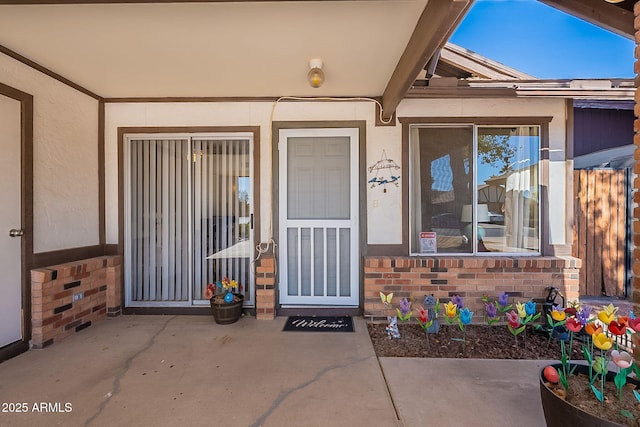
<box><xmin>272</xmin><ymin>121</ymin><xmax>367</xmax><ymax>310</ymax></box>
<box><xmin>0</xmin><ymin>83</ymin><xmax>34</xmax><ymax>362</ymax></box>
<box><xmin>118</xmin><ymin>126</ymin><xmax>260</xmax><ymax>313</ymax></box>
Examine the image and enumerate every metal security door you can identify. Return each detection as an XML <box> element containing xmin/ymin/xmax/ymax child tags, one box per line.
<box><xmin>278</xmin><ymin>128</ymin><xmax>359</xmax><ymax>306</ymax></box>
<box><xmin>0</xmin><ymin>94</ymin><xmax>23</xmax><ymax>347</ymax></box>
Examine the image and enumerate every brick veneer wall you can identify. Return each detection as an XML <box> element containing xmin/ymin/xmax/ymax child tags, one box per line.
<box><xmin>31</xmin><ymin>256</ymin><xmax>122</xmax><ymax>348</ymax></box>
<box><xmin>255</xmin><ymin>253</ymin><xmax>276</xmax><ymax>320</ymax></box>
<box><xmin>364</xmin><ymin>256</ymin><xmax>581</xmax><ymax>319</ymax></box>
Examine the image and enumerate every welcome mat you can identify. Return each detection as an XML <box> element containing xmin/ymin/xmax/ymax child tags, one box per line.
<box><xmin>283</xmin><ymin>316</ymin><xmax>354</xmax><ymax>332</ymax></box>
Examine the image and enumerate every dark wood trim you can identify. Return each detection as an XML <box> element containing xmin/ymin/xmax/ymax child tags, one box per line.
<box><xmin>0</xmin><ymin>45</ymin><xmax>102</xmax><ymax>101</ymax></box>
<box><xmin>381</xmin><ymin>0</ymin><xmax>472</xmax><ymax>120</ymax></box>
<box><xmin>539</xmin><ymin>0</ymin><xmax>634</xmax><ymax>39</ymax></box>
<box><xmin>103</xmin><ymin>96</ymin><xmax>379</xmax><ymax>104</ymax></box>
<box><xmin>32</xmin><ymin>245</ymin><xmax>107</xmax><ymax>269</ymax></box>
<box><xmin>104</xmin><ymin>243</ymin><xmax>119</xmax><ymax>255</ymax></box>
<box><xmin>105</xmin><ymin>97</ymin><xmax>279</xmax><ymax>103</ymax></box>
<box><xmin>117</xmin><ymin>126</ymin><xmax>261</xmax><ymax>308</ymax></box>
<box><xmin>271</xmin><ymin>121</ymin><xmax>367</xmax><ymax>309</ymax></box>
<box><xmin>365</xmin><ymin>244</ymin><xmax>407</xmax><ymax>257</ymax></box>
<box><xmin>399</xmin><ymin>116</ymin><xmax>554</xmax><ymax>125</ymax></box>
<box><xmin>405</xmin><ymin>87</ymin><xmax>518</xmax><ymax>98</ymax></box>
<box><xmin>0</xmin><ymin>83</ymin><xmax>33</xmax><ymax>360</ymax></box>
<box><xmin>98</xmin><ymin>101</ymin><xmax>105</xmax><ymax>245</ymax></box>
<box><xmin>0</xmin><ymin>342</ymin><xmax>29</xmax><ymax>363</ymax></box>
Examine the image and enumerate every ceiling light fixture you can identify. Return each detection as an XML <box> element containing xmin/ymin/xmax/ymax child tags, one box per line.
<box><xmin>604</xmin><ymin>0</ymin><xmax>624</xmax><ymax>3</ymax></box>
<box><xmin>308</xmin><ymin>59</ymin><xmax>324</xmax><ymax>88</ymax></box>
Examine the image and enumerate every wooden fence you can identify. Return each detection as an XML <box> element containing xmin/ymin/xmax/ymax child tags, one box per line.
<box><xmin>572</xmin><ymin>169</ymin><xmax>626</xmax><ymax>297</ymax></box>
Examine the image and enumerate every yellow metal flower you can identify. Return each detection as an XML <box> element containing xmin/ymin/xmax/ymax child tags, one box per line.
<box><xmin>550</xmin><ymin>307</ymin><xmax>566</xmax><ymax>322</ymax></box>
<box><xmin>601</xmin><ymin>303</ymin><xmax>617</xmax><ymax>316</ymax></box>
<box><xmin>444</xmin><ymin>301</ymin><xmax>458</xmax><ymax>318</ymax></box>
<box><xmin>597</xmin><ymin>311</ymin><xmax>615</xmax><ymax>325</ymax></box>
<box><xmin>592</xmin><ymin>332</ymin><xmax>612</xmax><ymax>351</ymax></box>
<box><xmin>516</xmin><ymin>302</ymin><xmax>526</xmax><ymax>318</ymax></box>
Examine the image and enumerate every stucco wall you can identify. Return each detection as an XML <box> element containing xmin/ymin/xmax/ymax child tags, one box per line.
<box><xmin>0</xmin><ymin>52</ymin><xmax>100</xmax><ymax>253</ymax></box>
<box><xmin>104</xmin><ymin>97</ymin><xmax>568</xmax><ymax>249</ymax></box>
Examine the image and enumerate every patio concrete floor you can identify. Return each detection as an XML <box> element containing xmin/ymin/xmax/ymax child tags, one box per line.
<box><xmin>0</xmin><ymin>315</ymin><xmax>550</xmax><ymax>427</ymax></box>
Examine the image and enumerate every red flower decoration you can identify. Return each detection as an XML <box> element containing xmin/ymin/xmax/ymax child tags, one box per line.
<box><xmin>417</xmin><ymin>307</ymin><xmax>428</xmax><ymax>324</ymax></box>
<box><xmin>608</xmin><ymin>320</ymin><xmax>626</xmax><ymax>336</ymax></box>
<box><xmin>564</xmin><ymin>307</ymin><xmax>577</xmax><ymax>317</ymax></box>
<box><xmin>628</xmin><ymin>317</ymin><xmax>640</xmax><ymax>333</ymax></box>
<box><xmin>566</xmin><ymin>317</ymin><xmax>583</xmax><ymax>333</ymax></box>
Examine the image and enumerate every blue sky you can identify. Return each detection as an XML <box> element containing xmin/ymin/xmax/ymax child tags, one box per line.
<box><xmin>450</xmin><ymin>0</ymin><xmax>634</xmax><ymax>79</ymax></box>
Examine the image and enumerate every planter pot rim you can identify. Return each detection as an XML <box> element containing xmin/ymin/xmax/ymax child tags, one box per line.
<box><xmin>539</xmin><ymin>362</ymin><xmax>639</xmax><ymax>427</ymax></box>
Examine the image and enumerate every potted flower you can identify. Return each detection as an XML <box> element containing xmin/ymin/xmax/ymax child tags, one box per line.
<box><xmin>539</xmin><ymin>303</ymin><xmax>640</xmax><ymax>427</ymax></box>
<box><xmin>205</xmin><ymin>277</ymin><xmax>244</xmax><ymax>325</ymax></box>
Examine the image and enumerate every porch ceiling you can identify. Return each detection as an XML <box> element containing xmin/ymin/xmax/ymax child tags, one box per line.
<box><xmin>0</xmin><ymin>0</ymin><xmax>472</xmax><ymax>101</ymax></box>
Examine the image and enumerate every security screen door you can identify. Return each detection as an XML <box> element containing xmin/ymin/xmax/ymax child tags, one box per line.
<box><xmin>125</xmin><ymin>134</ymin><xmax>254</xmax><ymax>307</ymax></box>
<box><xmin>278</xmin><ymin>128</ymin><xmax>359</xmax><ymax>306</ymax></box>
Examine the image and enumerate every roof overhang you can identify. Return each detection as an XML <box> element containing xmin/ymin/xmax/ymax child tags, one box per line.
<box><xmin>538</xmin><ymin>0</ymin><xmax>634</xmax><ymax>39</ymax></box>
<box><xmin>0</xmin><ymin>0</ymin><xmax>472</xmax><ymax>121</ymax></box>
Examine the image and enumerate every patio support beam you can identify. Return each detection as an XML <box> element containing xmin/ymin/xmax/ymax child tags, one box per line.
<box><xmin>380</xmin><ymin>0</ymin><xmax>472</xmax><ymax>122</ymax></box>
<box><xmin>538</xmin><ymin>0</ymin><xmax>634</xmax><ymax>40</ymax></box>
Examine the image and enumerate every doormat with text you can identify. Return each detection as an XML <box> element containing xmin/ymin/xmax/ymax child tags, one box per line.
<box><xmin>283</xmin><ymin>316</ymin><xmax>354</xmax><ymax>332</ymax></box>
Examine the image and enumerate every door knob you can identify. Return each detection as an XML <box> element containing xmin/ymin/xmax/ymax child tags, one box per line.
<box><xmin>9</xmin><ymin>229</ymin><xmax>24</xmax><ymax>237</ymax></box>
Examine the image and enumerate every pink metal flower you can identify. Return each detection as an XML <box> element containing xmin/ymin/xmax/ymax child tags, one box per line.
<box><xmin>611</xmin><ymin>350</ymin><xmax>633</xmax><ymax>369</ymax></box>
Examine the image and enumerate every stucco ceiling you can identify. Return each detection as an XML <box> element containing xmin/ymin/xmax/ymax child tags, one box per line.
<box><xmin>0</xmin><ymin>1</ymin><xmax>438</xmax><ymax>98</ymax></box>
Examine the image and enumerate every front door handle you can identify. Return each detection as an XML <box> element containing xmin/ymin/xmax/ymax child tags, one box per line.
<box><xmin>9</xmin><ymin>229</ymin><xmax>24</xmax><ymax>237</ymax></box>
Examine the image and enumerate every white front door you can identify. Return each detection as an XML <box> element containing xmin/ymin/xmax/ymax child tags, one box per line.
<box><xmin>0</xmin><ymin>94</ymin><xmax>23</xmax><ymax>347</ymax></box>
<box><xmin>278</xmin><ymin>128</ymin><xmax>359</xmax><ymax>306</ymax></box>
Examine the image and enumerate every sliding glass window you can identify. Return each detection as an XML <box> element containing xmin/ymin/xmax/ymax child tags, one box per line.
<box><xmin>410</xmin><ymin>125</ymin><xmax>540</xmax><ymax>255</ymax></box>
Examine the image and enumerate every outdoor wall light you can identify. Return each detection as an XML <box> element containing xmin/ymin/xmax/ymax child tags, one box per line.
<box><xmin>308</xmin><ymin>58</ymin><xmax>324</xmax><ymax>88</ymax></box>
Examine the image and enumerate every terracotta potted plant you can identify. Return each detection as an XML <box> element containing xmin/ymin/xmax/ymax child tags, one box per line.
<box><xmin>205</xmin><ymin>277</ymin><xmax>244</xmax><ymax>325</ymax></box>
<box><xmin>539</xmin><ymin>303</ymin><xmax>640</xmax><ymax>426</ymax></box>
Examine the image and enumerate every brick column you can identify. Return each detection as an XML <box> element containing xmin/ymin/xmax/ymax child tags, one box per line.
<box><xmin>106</xmin><ymin>256</ymin><xmax>122</xmax><ymax>317</ymax></box>
<box><xmin>634</xmin><ymin>1</ymin><xmax>640</xmax><ymax>305</ymax></box>
<box><xmin>255</xmin><ymin>252</ymin><xmax>276</xmax><ymax>320</ymax></box>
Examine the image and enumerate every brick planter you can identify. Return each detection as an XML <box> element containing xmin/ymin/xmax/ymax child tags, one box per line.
<box><xmin>364</xmin><ymin>256</ymin><xmax>581</xmax><ymax>319</ymax></box>
<box><xmin>31</xmin><ymin>256</ymin><xmax>122</xmax><ymax>348</ymax></box>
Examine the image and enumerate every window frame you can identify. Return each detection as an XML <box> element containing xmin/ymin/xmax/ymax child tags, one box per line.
<box><xmin>397</xmin><ymin>116</ymin><xmax>553</xmax><ymax>257</ymax></box>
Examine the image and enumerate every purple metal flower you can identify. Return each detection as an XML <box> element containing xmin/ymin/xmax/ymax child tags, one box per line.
<box><xmin>399</xmin><ymin>298</ymin><xmax>411</xmax><ymax>316</ymax></box>
<box><xmin>498</xmin><ymin>292</ymin><xmax>509</xmax><ymax>307</ymax></box>
<box><xmin>485</xmin><ymin>302</ymin><xmax>497</xmax><ymax>318</ymax></box>
<box><xmin>576</xmin><ymin>305</ymin><xmax>591</xmax><ymax>325</ymax></box>
<box><xmin>451</xmin><ymin>295</ymin><xmax>464</xmax><ymax>308</ymax></box>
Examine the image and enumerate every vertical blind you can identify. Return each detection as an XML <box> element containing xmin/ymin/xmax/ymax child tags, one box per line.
<box><xmin>130</xmin><ymin>139</ymin><xmax>190</xmax><ymax>301</ymax></box>
<box><xmin>128</xmin><ymin>137</ymin><xmax>251</xmax><ymax>304</ymax></box>
<box><xmin>193</xmin><ymin>139</ymin><xmax>251</xmax><ymax>301</ymax></box>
